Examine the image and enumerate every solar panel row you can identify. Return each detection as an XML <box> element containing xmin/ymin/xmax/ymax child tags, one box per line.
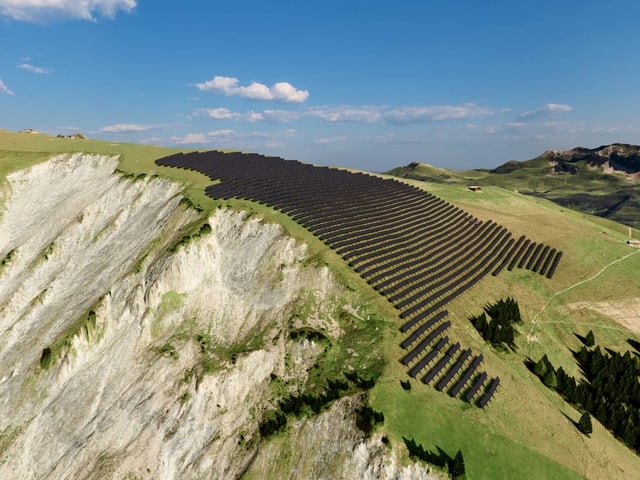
<box><xmin>156</xmin><ymin>150</ymin><xmax>565</xmax><ymax>407</ymax></box>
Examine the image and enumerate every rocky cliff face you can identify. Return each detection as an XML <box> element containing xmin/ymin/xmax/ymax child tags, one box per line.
<box><xmin>0</xmin><ymin>154</ymin><xmax>437</xmax><ymax>479</ymax></box>
<box><xmin>546</xmin><ymin>144</ymin><xmax>640</xmax><ymax>176</ymax></box>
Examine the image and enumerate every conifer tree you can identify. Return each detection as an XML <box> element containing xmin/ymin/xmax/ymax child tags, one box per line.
<box><xmin>534</xmin><ymin>355</ymin><xmax>549</xmax><ymax>378</ymax></box>
<box><xmin>474</xmin><ymin>313</ymin><xmax>488</xmax><ymax>336</ymax></box>
<box><xmin>485</xmin><ymin>319</ymin><xmax>498</xmax><ymax>344</ymax></box>
<box><xmin>503</xmin><ymin>323</ymin><xmax>515</xmax><ymax>346</ymax></box>
<box><xmin>585</xmin><ymin>330</ymin><xmax>595</xmax><ymax>347</ymax></box>
<box><xmin>543</xmin><ymin>369</ymin><xmax>558</xmax><ymax>389</ymax></box>
<box><xmin>449</xmin><ymin>450</ymin><xmax>466</xmax><ymax>479</ymax></box>
<box><xmin>578</xmin><ymin>411</ymin><xmax>593</xmax><ymax>435</ymax></box>
<box><xmin>575</xmin><ymin>346</ymin><xmax>589</xmax><ymax>365</ymax></box>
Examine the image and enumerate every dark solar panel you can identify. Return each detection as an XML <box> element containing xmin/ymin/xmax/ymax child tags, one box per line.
<box><xmin>449</xmin><ymin>355</ymin><xmax>483</xmax><ymax>397</ymax></box>
<box><xmin>408</xmin><ymin>337</ymin><xmax>448</xmax><ymax>378</ymax></box>
<box><xmin>478</xmin><ymin>377</ymin><xmax>501</xmax><ymax>408</ymax></box>
<box><xmin>422</xmin><ymin>343</ymin><xmax>460</xmax><ymax>385</ymax></box>
<box><xmin>157</xmin><ymin>150</ymin><xmax>562</xmax><ymax>407</ymax></box>
<box><xmin>465</xmin><ymin>372</ymin><xmax>488</xmax><ymax>402</ymax></box>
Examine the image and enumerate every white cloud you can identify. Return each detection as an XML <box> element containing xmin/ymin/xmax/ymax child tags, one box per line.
<box><xmin>0</xmin><ymin>79</ymin><xmax>14</xmax><ymax>95</ymax></box>
<box><xmin>100</xmin><ymin>123</ymin><xmax>155</xmax><ymax>133</ymax></box>
<box><xmin>196</xmin><ymin>76</ymin><xmax>238</xmax><ymax>93</ymax></box>
<box><xmin>192</xmin><ymin>102</ymin><xmax>496</xmax><ymax>126</ymax></box>
<box><xmin>195</xmin><ymin>107</ymin><xmax>239</xmax><ymax>120</ymax></box>
<box><xmin>0</xmin><ymin>0</ymin><xmax>136</xmax><ymax>22</ymax></box>
<box><xmin>384</xmin><ymin>103</ymin><xmax>494</xmax><ymax>124</ymax></box>
<box><xmin>518</xmin><ymin>103</ymin><xmax>573</xmax><ymax>120</ymax></box>
<box><xmin>545</xmin><ymin>103</ymin><xmax>573</xmax><ymax>113</ymax></box>
<box><xmin>247</xmin><ymin>111</ymin><xmax>264</xmax><ymax>122</ymax></box>
<box><xmin>195</xmin><ymin>75</ymin><xmax>309</xmax><ymax>103</ymax></box>
<box><xmin>193</xmin><ymin>107</ymin><xmax>301</xmax><ymax>123</ymax></box>
<box><xmin>260</xmin><ymin>109</ymin><xmax>302</xmax><ymax>122</ymax></box>
<box><xmin>207</xmin><ymin>129</ymin><xmax>236</xmax><ymax>137</ymax></box>
<box><xmin>171</xmin><ymin>133</ymin><xmax>210</xmax><ymax>145</ymax></box>
<box><xmin>307</xmin><ymin>105</ymin><xmax>383</xmax><ymax>123</ymax></box>
<box><xmin>171</xmin><ymin>128</ymin><xmax>296</xmax><ymax>149</ymax></box>
<box><xmin>18</xmin><ymin>62</ymin><xmax>51</xmax><ymax>74</ymax></box>
<box><xmin>236</xmin><ymin>82</ymin><xmax>273</xmax><ymax>101</ymax></box>
<box><xmin>271</xmin><ymin>82</ymin><xmax>309</xmax><ymax>103</ymax></box>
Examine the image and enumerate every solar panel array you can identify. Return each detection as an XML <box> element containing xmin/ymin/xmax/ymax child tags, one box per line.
<box><xmin>156</xmin><ymin>150</ymin><xmax>563</xmax><ymax>407</ymax></box>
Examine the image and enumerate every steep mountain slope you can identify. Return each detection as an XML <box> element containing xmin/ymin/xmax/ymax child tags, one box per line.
<box><xmin>388</xmin><ymin>144</ymin><xmax>640</xmax><ymax>229</ymax></box>
<box><xmin>0</xmin><ymin>150</ymin><xmax>436</xmax><ymax>480</ymax></box>
<box><xmin>1</xmin><ymin>131</ymin><xmax>640</xmax><ymax>479</ymax></box>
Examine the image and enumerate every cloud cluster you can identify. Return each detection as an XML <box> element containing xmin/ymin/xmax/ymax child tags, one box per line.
<box><xmin>196</xmin><ymin>76</ymin><xmax>309</xmax><ymax>103</ymax></box>
<box><xmin>0</xmin><ymin>79</ymin><xmax>13</xmax><ymax>95</ymax></box>
<box><xmin>0</xmin><ymin>0</ymin><xmax>136</xmax><ymax>22</ymax></box>
<box><xmin>18</xmin><ymin>63</ymin><xmax>51</xmax><ymax>74</ymax></box>
<box><xmin>194</xmin><ymin>103</ymin><xmax>494</xmax><ymax>125</ymax></box>
<box><xmin>383</xmin><ymin>104</ymin><xmax>495</xmax><ymax>124</ymax></box>
<box><xmin>171</xmin><ymin>128</ymin><xmax>296</xmax><ymax>149</ymax></box>
<box><xmin>307</xmin><ymin>105</ymin><xmax>384</xmax><ymax>123</ymax></box>
<box><xmin>195</xmin><ymin>108</ymin><xmax>242</xmax><ymax>120</ymax></box>
<box><xmin>518</xmin><ymin>103</ymin><xmax>573</xmax><ymax>120</ymax></box>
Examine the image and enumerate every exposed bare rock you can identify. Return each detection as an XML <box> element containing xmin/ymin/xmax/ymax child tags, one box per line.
<box><xmin>546</xmin><ymin>144</ymin><xmax>640</xmax><ymax>176</ymax></box>
<box><xmin>0</xmin><ymin>154</ymin><xmax>427</xmax><ymax>479</ymax></box>
<box><xmin>244</xmin><ymin>395</ymin><xmax>442</xmax><ymax>480</ymax></box>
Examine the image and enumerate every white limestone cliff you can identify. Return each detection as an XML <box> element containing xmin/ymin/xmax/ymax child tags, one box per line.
<box><xmin>0</xmin><ymin>154</ymin><xmax>438</xmax><ymax>480</ymax></box>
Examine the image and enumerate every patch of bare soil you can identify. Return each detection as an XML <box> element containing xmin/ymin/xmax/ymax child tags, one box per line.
<box><xmin>569</xmin><ymin>298</ymin><xmax>640</xmax><ymax>334</ymax></box>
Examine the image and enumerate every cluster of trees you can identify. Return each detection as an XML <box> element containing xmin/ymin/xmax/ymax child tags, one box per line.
<box><xmin>469</xmin><ymin>297</ymin><xmax>522</xmax><ymax>349</ymax></box>
<box><xmin>259</xmin><ymin>372</ymin><xmax>377</xmax><ymax>438</ymax></box>
<box><xmin>403</xmin><ymin>437</ymin><xmax>466</xmax><ymax>479</ymax></box>
<box><xmin>532</xmin><ymin>341</ymin><xmax>640</xmax><ymax>452</ymax></box>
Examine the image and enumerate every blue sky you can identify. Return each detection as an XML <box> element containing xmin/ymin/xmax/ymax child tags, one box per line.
<box><xmin>1</xmin><ymin>1</ymin><xmax>639</xmax><ymax>171</ymax></box>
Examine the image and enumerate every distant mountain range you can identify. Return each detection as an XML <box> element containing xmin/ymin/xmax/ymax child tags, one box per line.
<box><xmin>387</xmin><ymin>144</ymin><xmax>640</xmax><ymax>230</ymax></box>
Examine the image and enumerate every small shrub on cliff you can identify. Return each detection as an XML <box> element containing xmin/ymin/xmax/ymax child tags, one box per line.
<box><xmin>40</xmin><ymin>347</ymin><xmax>53</xmax><ymax>370</ymax></box>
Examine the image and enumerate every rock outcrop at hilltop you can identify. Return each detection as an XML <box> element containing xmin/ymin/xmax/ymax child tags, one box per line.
<box><xmin>0</xmin><ymin>154</ymin><xmax>437</xmax><ymax>480</ymax></box>
<box><xmin>545</xmin><ymin>144</ymin><xmax>640</xmax><ymax>176</ymax></box>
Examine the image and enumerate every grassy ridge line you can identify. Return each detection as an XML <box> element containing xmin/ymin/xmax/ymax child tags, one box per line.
<box><xmin>388</xmin><ymin>155</ymin><xmax>637</xmax><ymax>195</ymax></box>
<box><xmin>387</xmin><ymin>157</ymin><xmax>640</xmax><ymax>229</ymax></box>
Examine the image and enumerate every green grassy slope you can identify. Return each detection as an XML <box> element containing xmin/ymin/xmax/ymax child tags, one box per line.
<box><xmin>370</xmin><ymin>177</ymin><xmax>640</xmax><ymax>479</ymax></box>
<box><xmin>2</xmin><ymin>130</ymin><xmax>640</xmax><ymax>479</ymax></box>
